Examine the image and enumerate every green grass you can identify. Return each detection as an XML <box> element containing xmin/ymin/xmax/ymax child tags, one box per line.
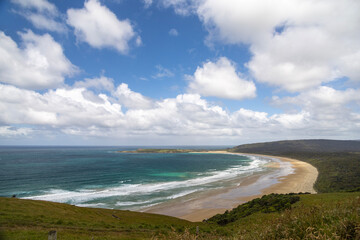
<box><xmin>230</xmin><ymin>139</ymin><xmax>360</xmax><ymax>193</ymax></box>
<box><xmin>1</xmin><ymin>192</ymin><xmax>359</xmax><ymax>239</ymax></box>
<box><xmin>207</xmin><ymin>193</ymin><xmax>302</xmax><ymax>225</ymax></box>
<box><xmin>274</xmin><ymin>152</ymin><xmax>360</xmax><ymax>193</ymax></box>
<box><xmin>118</xmin><ymin>149</ymin><xmax>198</xmax><ymax>153</ymax></box>
<box><xmin>0</xmin><ymin>197</ymin><xmax>207</xmax><ymax>239</ymax></box>
<box><xmin>231</xmin><ymin>192</ymin><xmax>360</xmax><ymax>239</ymax></box>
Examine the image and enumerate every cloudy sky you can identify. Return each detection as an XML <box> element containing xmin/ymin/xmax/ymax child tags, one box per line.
<box><xmin>0</xmin><ymin>0</ymin><xmax>359</xmax><ymax>146</ymax></box>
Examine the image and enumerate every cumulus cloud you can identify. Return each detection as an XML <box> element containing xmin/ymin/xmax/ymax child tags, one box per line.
<box><xmin>272</xmin><ymin>86</ymin><xmax>360</xmax><ymax>111</ymax></box>
<box><xmin>0</xmin><ymin>84</ymin><xmax>124</xmax><ymax>128</ymax></box>
<box><xmin>1</xmin><ymin>82</ymin><xmax>359</xmax><ymax>142</ymax></box>
<box><xmin>188</xmin><ymin>57</ymin><xmax>256</xmax><ymax>100</ymax></box>
<box><xmin>12</xmin><ymin>0</ymin><xmax>67</xmax><ymax>33</ymax></box>
<box><xmin>271</xmin><ymin>86</ymin><xmax>360</xmax><ymax>133</ymax></box>
<box><xmin>0</xmin><ymin>83</ymin><xmax>236</xmax><ymax>138</ymax></box>
<box><xmin>67</xmin><ymin>0</ymin><xmax>139</xmax><ymax>54</ymax></box>
<box><xmin>0</xmin><ymin>30</ymin><xmax>76</xmax><ymax>90</ymax></box>
<box><xmin>73</xmin><ymin>76</ymin><xmax>115</xmax><ymax>92</ymax></box>
<box><xmin>188</xmin><ymin>0</ymin><xmax>360</xmax><ymax>91</ymax></box>
<box><xmin>270</xmin><ymin>111</ymin><xmax>310</xmax><ymax>130</ymax></box>
<box><xmin>114</xmin><ymin>83</ymin><xmax>154</xmax><ymax>109</ymax></box>
<box><xmin>231</xmin><ymin>108</ymin><xmax>269</xmax><ymax>128</ymax></box>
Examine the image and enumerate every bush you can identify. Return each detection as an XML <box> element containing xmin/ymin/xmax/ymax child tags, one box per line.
<box><xmin>207</xmin><ymin>193</ymin><xmax>301</xmax><ymax>225</ymax></box>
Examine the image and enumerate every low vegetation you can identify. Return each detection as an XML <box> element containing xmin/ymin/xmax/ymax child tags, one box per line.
<box><xmin>207</xmin><ymin>193</ymin><xmax>302</xmax><ymax>225</ymax></box>
<box><xmin>1</xmin><ymin>192</ymin><xmax>359</xmax><ymax>239</ymax></box>
<box><xmin>230</xmin><ymin>139</ymin><xmax>360</xmax><ymax>193</ymax></box>
<box><xmin>118</xmin><ymin>149</ymin><xmax>200</xmax><ymax>153</ymax></box>
<box><xmin>232</xmin><ymin>192</ymin><xmax>360</xmax><ymax>239</ymax></box>
<box><xmin>0</xmin><ymin>197</ymin><xmax>205</xmax><ymax>240</ymax></box>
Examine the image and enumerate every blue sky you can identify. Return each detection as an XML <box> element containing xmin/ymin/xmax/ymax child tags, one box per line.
<box><xmin>0</xmin><ymin>0</ymin><xmax>359</xmax><ymax>145</ymax></box>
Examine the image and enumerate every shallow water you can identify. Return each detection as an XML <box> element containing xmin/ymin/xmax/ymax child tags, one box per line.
<box><xmin>0</xmin><ymin>146</ymin><xmax>270</xmax><ymax>210</ymax></box>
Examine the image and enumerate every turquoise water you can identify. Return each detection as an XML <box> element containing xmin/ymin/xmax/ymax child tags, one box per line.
<box><xmin>0</xmin><ymin>146</ymin><xmax>269</xmax><ymax>210</ymax></box>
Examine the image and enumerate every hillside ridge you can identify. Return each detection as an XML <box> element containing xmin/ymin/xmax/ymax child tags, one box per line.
<box><xmin>230</xmin><ymin>139</ymin><xmax>360</xmax><ymax>154</ymax></box>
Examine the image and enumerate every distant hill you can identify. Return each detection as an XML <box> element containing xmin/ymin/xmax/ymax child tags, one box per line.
<box><xmin>230</xmin><ymin>139</ymin><xmax>360</xmax><ymax>154</ymax></box>
<box><xmin>230</xmin><ymin>139</ymin><xmax>360</xmax><ymax>193</ymax></box>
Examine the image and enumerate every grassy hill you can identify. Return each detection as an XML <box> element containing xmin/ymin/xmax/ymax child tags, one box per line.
<box><xmin>230</xmin><ymin>139</ymin><xmax>360</xmax><ymax>193</ymax></box>
<box><xmin>0</xmin><ymin>197</ymin><xmax>204</xmax><ymax>240</ymax></box>
<box><xmin>231</xmin><ymin>139</ymin><xmax>360</xmax><ymax>153</ymax></box>
<box><xmin>1</xmin><ymin>192</ymin><xmax>359</xmax><ymax>239</ymax></box>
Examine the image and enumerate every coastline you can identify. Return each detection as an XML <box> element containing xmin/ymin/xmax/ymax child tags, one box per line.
<box><xmin>145</xmin><ymin>151</ymin><xmax>318</xmax><ymax>222</ymax></box>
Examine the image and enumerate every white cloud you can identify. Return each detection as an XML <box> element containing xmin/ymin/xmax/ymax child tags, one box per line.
<box><xmin>152</xmin><ymin>65</ymin><xmax>174</xmax><ymax>79</ymax></box>
<box><xmin>114</xmin><ymin>83</ymin><xmax>154</xmax><ymax>109</ymax></box>
<box><xmin>272</xmin><ymin>86</ymin><xmax>360</xmax><ymax>110</ymax></box>
<box><xmin>143</xmin><ymin>0</ymin><xmax>153</xmax><ymax>8</ymax></box>
<box><xmin>0</xmin><ymin>83</ymin><xmax>236</xmax><ymax>138</ymax></box>
<box><xmin>0</xmin><ymin>30</ymin><xmax>76</xmax><ymax>90</ymax></box>
<box><xmin>169</xmin><ymin>28</ymin><xmax>179</xmax><ymax>36</ymax></box>
<box><xmin>23</xmin><ymin>13</ymin><xmax>67</xmax><ymax>33</ymax></box>
<box><xmin>0</xmin><ymin>126</ymin><xmax>33</xmax><ymax>137</ymax></box>
<box><xmin>193</xmin><ymin>0</ymin><xmax>360</xmax><ymax>91</ymax></box>
<box><xmin>247</xmin><ymin>26</ymin><xmax>355</xmax><ymax>92</ymax></box>
<box><xmin>67</xmin><ymin>0</ymin><xmax>139</xmax><ymax>54</ymax></box>
<box><xmin>271</xmin><ymin>86</ymin><xmax>360</xmax><ymax>132</ymax></box>
<box><xmin>135</xmin><ymin>36</ymin><xmax>142</xmax><ymax>46</ymax></box>
<box><xmin>270</xmin><ymin>111</ymin><xmax>310</xmax><ymax>129</ymax></box>
<box><xmin>0</xmin><ymin>84</ymin><xmax>124</xmax><ymax>128</ymax></box>
<box><xmin>188</xmin><ymin>57</ymin><xmax>256</xmax><ymax>100</ymax></box>
<box><xmin>12</xmin><ymin>0</ymin><xmax>67</xmax><ymax>33</ymax></box>
<box><xmin>11</xmin><ymin>0</ymin><xmax>57</xmax><ymax>15</ymax></box>
<box><xmin>231</xmin><ymin>108</ymin><xmax>268</xmax><ymax>128</ymax></box>
<box><xmin>0</xmin><ymin>82</ymin><xmax>359</xmax><ymax>143</ymax></box>
<box><xmin>74</xmin><ymin>76</ymin><xmax>115</xmax><ymax>92</ymax></box>
<box><xmin>159</xmin><ymin>0</ymin><xmax>194</xmax><ymax>16</ymax></box>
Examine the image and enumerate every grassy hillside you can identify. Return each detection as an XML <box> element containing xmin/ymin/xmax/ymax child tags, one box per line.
<box><xmin>228</xmin><ymin>192</ymin><xmax>360</xmax><ymax>239</ymax></box>
<box><xmin>230</xmin><ymin>139</ymin><xmax>360</xmax><ymax>193</ymax></box>
<box><xmin>231</xmin><ymin>139</ymin><xmax>360</xmax><ymax>153</ymax></box>
<box><xmin>207</xmin><ymin>193</ymin><xmax>302</xmax><ymax>225</ymax></box>
<box><xmin>0</xmin><ymin>197</ymin><xmax>207</xmax><ymax>240</ymax></box>
<box><xmin>1</xmin><ymin>192</ymin><xmax>359</xmax><ymax>239</ymax></box>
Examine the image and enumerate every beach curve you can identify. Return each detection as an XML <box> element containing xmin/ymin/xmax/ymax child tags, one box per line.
<box><xmin>145</xmin><ymin>151</ymin><xmax>318</xmax><ymax>222</ymax></box>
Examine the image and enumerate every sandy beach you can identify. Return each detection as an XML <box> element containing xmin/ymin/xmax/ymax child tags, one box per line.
<box><xmin>146</xmin><ymin>151</ymin><xmax>318</xmax><ymax>222</ymax></box>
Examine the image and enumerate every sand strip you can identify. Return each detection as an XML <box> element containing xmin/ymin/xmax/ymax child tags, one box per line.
<box><xmin>145</xmin><ymin>151</ymin><xmax>318</xmax><ymax>222</ymax></box>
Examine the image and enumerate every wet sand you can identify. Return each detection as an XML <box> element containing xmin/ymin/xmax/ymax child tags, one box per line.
<box><xmin>145</xmin><ymin>151</ymin><xmax>318</xmax><ymax>222</ymax></box>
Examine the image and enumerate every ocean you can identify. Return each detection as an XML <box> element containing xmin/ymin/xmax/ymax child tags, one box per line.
<box><xmin>0</xmin><ymin>146</ymin><xmax>272</xmax><ymax>211</ymax></box>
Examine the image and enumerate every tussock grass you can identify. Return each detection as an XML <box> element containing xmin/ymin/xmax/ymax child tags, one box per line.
<box><xmin>1</xmin><ymin>193</ymin><xmax>359</xmax><ymax>239</ymax></box>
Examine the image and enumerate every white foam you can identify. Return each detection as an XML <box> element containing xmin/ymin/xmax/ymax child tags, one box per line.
<box><xmin>115</xmin><ymin>200</ymin><xmax>154</xmax><ymax>207</ymax></box>
<box><xmin>77</xmin><ymin>203</ymin><xmax>107</xmax><ymax>208</ymax></box>
<box><xmin>23</xmin><ymin>155</ymin><xmax>269</xmax><ymax>205</ymax></box>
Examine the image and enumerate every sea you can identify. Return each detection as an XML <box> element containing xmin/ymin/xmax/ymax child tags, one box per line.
<box><xmin>0</xmin><ymin>146</ymin><xmax>273</xmax><ymax>211</ymax></box>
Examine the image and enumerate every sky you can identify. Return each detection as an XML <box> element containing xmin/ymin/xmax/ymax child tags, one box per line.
<box><xmin>0</xmin><ymin>0</ymin><xmax>359</xmax><ymax>146</ymax></box>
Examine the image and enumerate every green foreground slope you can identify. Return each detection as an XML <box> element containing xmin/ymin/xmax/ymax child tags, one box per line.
<box><xmin>1</xmin><ymin>192</ymin><xmax>359</xmax><ymax>239</ymax></box>
<box><xmin>0</xmin><ymin>197</ymin><xmax>202</xmax><ymax>239</ymax></box>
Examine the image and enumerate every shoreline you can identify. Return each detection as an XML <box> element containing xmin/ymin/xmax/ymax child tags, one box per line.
<box><xmin>145</xmin><ymin>151</ymin><xmax>318</xmax><ymax>222</ymax></box>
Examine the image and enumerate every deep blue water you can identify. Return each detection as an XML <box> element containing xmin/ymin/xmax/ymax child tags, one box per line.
<box><xmin>0</xmin><ymin>146</ymin><xmax>268</xmax><ymax>210</ymax></box>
